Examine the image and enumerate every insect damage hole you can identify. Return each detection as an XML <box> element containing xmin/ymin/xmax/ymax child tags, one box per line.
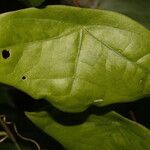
<box><xmin>22</xmin><ymin>76</ymin><xmax>26</xmax><ymax>80</ymax></box>
<box><xmin>2</xmin><ymin>50</ymin><xmax>10</xmax><ymax>59</ymax></box>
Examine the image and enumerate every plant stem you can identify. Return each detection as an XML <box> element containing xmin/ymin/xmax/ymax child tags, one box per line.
<box><xmin>0</xmin><ymin>116</ymin><xmax>21</xmax><ymax>150</ymax></box>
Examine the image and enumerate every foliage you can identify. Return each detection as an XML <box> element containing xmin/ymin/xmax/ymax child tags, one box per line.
<box><xmin>27</xmin><ymin>111</ymin><xmax>150</xmax><ymax>150</ymax></box>
<box><xmin>0</xmin><ymin>2</ymin><xmax>149</xmax><ymax>150</ymax></box>
<box><xmin>0</xmin><ymin>6</ymin><xmax>149</xmax><ymax>112</ymax></box>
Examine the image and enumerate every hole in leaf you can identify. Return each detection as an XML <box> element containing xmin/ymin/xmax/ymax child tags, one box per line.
<box><xmin>22</xmin><ymin>76</ymin><xmax>26</xmax><ymax>80</ymax></box>
<box><xmin>2</xmin><ymin>50</ymin><xmax>10</xmax><ymax>59</ymax></box>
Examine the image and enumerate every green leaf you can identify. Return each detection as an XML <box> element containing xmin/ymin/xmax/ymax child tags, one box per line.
<box><xmin>18</xmin><ymin>0</ymin><xmax>45</xmax><ymax>7</ymax></box>
<box><xmin>26</xmin><ymin>111</ymin><xmax>150</xmax><ymax>150</ymax></box>
<box><xmin>0</xmin><ymin>6</ymin><xmax>149</xmax><ymax>112</ymax></box>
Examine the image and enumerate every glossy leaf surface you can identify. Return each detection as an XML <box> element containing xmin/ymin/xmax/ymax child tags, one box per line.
<box><xmin>26</xmin><ymin>111</ymin><xmax>150</xmax><ymax>150</ymax></box>
<box><xmin>0</xmin><ymin>6</ymin><xmax>149</xmax><ymax>112</ymax></box>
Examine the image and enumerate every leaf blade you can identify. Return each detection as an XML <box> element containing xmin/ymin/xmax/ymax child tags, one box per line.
<box><xmin>26</xmin><ymin>111</ymin><xmax>150</xmax><ymax>150</ymax></box>
<box><xmin>0</xmin><ymin>6</ymin><xmax>149</xmax><ymax>112</ymax></box>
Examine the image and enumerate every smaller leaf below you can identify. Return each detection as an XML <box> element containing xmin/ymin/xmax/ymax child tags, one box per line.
<box><xmin>26</xmin><ymin>111</ymin><xmax>150</xmax><ymax>150</ymax></box>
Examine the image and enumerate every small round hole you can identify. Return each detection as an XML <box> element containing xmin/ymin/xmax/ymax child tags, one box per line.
<box><xmin>22</xmin><ymin>76</ymin><xmax>26</xmax><ymax>80</ymax></box>
<box><xmin>2</xmin><ymin>50</ymin><xmax>10</xmax><ymax>59</ymax></box>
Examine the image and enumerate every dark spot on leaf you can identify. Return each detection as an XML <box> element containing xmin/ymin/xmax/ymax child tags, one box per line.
<box><xmin>22</xmin><ymin>76</ymin><xmax>26</xmax><ymax>80</ymax></box>
<box><xmin>2</xmin><ymin>50</ymin><xmax>10</xmax><ymax>59</ymax></box>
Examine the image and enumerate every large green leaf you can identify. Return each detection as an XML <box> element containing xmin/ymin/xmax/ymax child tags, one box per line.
<box><xmin>0</xmin><ymin>6</ymin><xmax>149</xmax><ymax>112</ymax></box>
<box><xmin>26</xmin><ymin>111</ymin><xmax>150</xmax><ymax>150</ymax></box>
